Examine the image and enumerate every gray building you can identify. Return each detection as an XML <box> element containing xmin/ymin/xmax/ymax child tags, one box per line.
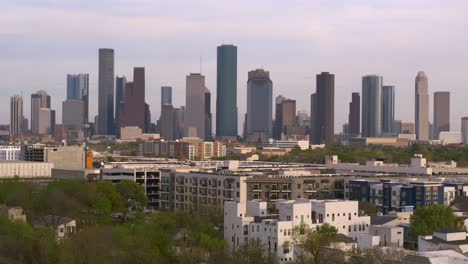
<box><xmin>115</xmin><ymin>76</ymin><xmax>126</xmax><ymax>135</ymax></box>
<box><xmin>62</xmin><ymin>99</ymin><xmax>85</xmax><ymax>126</ymax></box>
<box><xmin>161</xmin><ymin>86</ymin><xmax>172</xmax><ymax>108</ymax></box>
<box><xmin>415</xmin><ymin>71</ymin><xmax>429</xmax><ymax>140</ymax></box>
<box><xmin>311</xmin><ymin>72</ymin><xmax>335</xmax><ymax>144</ymax></box>
<box><xmin>98</xmin><ymin>48</ymin><xmax>115</xmax><ymax>135</ymax></box>
<box><xmin>31</xmin><ymin>90</ymin><xmax>51</xmax><ymax>135</ymax></box>
<box><xmin>160</xmin><ymin>105</ymin><xmax>175</xmax><ymax>141</ymax></box>
<box><xmin>434</xmin><ymin>91</ymin><xmax>450</xmax><ymax>139</ymax></box>
<box><xmin>216</xmin><ymin>44</ymin><xmax>238</xmax><ymax>138</ymax></box>
<box><xmin>205</xmin><ymin>88</ymin><xmax>212</xmax><ymax>140</ymax></box>
<box><xmin>348</xmin><ymin>92</ymin><xmax>360</xmax><ymax>136</ymax></box>
<box><xmin>38</xmin><ymin>108</ymin><xmax>52</xmax><ymax>134</ymax></box>
<box><xmin>10</xmin><ymin>95</ymin><xmax>23</xmax><ymax>137</ymax></box>
<box><xmin>382</xmin><ymin>86</ymin><xmax>395</xmax><ymax>134</ymax></box>
<box><xmin>66</xmin><ymin>73</ymin><xmax>89</xmax><ymax>123</ymax></box>
<box><xmin>185</xmin><ymin>73</ymin><xmax>206</xmax><ymax>138</ymax></box>
<box><xmin>246</xmin><ymin>69</ymin><xmax>273</xmax><ymax>139</ymax></box>
<box><xmin>362</xmin><ymin>75</ymin><xmax>383</xmax><ymax>137</ymax></box>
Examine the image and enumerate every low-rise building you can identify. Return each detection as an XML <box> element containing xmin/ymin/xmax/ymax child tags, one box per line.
<box><xmin>418</xmin><ymin>230</ymin><xmax>468</xmax><ymax>253</ymax></box>
<box><xmin>33</xmin><ymin>215</ymin><xmax>76</xmax><ymax>241</ymax></box>
<box><xmin>263</xmin><ymin>139</ymin><xmax>309</xmax><ymax>150</ymax></box>
<box><xmin>0</xmin><ymin>146</ymin><xmax>21</xmax><ymax>160</ymax></box>
<box><xmin>0</xmin><ymin>205</ymin><xmax>26</xmax><ymax>222</ymax></box>
<box><xmin>140</xmin><ymin>138</ymin><xmax>226</xmax><ymax>160</ymax></box>
<box><xmin>224</xmin><ymin>199</ymin><xmax>370</xmax><ymax>263</ymax></box>
<box><xmin>0</xmin><ymin>160</ymin><xmax>53</xmax><ymax>178</ymax></box>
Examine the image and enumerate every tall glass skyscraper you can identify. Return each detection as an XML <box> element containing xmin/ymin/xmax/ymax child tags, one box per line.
<box><xmin>216</xmin><ymin>44</ymin><xmax>238</xmax><ymax>138</ymax></box>
<box><xmin>362</xmin><ymin>75</ymin><xmax>383</xmax><ymax>137</ymax></box>
<box><xmin>246</xmin><ymin>69</ymin><xmax>273</xmax><ymax>138</ymax></box>
<box><xmin>161</xmin><ymin>86</ymin><xmax>172</xmax><ymax>108</ymax></box>
<box><xmin>115</xmin><ymin>76</ymin><xmax>126</xmax><ymax>135</ymax></box>
<box><xmin>98</xmin><ymin>48</ymin><xmax>115</xmax><ymax>135</ymax></box>
<box><xmin>66</xmin><ymin>73</ymin><xmax>89</xmax><ymax>123</ymax></box>
<box><xmin>382</xmin><ymin>85</ymin><xmax>395</xmax><ymax>134</ymax></box>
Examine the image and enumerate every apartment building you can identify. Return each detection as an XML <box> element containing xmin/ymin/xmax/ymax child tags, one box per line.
<box><xmin>139</xmin><ymin>138</ymin><xmax>226</xmax><ymax>160</ymax></box>
<box><xmin>224</xmin><ymin>199</ymin><xmax>370</xmax><ymax>263</ymax></box>
<box><xmin>0</xmin><ymin>146</ymin><xmax>21</xmax><ymax>160</ymax></box>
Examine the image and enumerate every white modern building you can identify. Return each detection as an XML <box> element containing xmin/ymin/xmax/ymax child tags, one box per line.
<box><xmin>0</xmin><ymin>161</ymin><xmax>53</xmax><ymax>178</ymax></box>
<box><xmin>224</xmin><ymin>199</ymin><xmax>370</xmax><ymax>263</ymax></box>
<box><xmin>418</xmin><ymin>231</ymin><xmax>468</xmax><ymax>253</ymax></box>
<box><xmin>0</xmin><ymin>146</ymin><xmax>21</xmax><ymax>160</ymax></box>
<box><xmin>263</xmin><ymin>139</ymin><xmax>310</xmax><ymax>150</ymax></box>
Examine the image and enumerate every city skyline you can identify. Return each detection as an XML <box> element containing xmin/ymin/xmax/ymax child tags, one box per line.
<box><xmin>2</xmin><ymin>1</ymin><xmax>468</xmax><ymax>132</ymax></box>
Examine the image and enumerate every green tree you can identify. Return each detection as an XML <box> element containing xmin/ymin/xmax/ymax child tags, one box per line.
<box><xmin>291</xmin><ymin>223</ymin><xmax>338</xmax><ymax>264</ymax></box>
<box><xmin>115</xmin><ymin>180</ymin><xmax>147</xmax><ymax>220</ymax></box>
<box><xmin>230</xmin><ymin>240</ymin><xmax>278</xmax><ymax>264</ymax></box>
<box><xmin>409</xmin><ymin>204</ymin><xmax>465</xmax><ymax>241</ymax></box>
<box><xmin>359</xmin><ymin>201</ymin><xmax>378</xmax><ymax>216</ymax></box>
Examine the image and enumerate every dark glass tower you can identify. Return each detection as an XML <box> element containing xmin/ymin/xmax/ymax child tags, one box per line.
<box><xmin>216</xmin><ymin>45</ymin><xmax>238</xmax><ymax>138</ymax></box>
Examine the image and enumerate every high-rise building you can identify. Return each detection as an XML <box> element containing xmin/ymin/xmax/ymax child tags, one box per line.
<box><xmin>10</xmin><ymin>95</ymin><xmax>23</xmax><ymax>137</ymax></box>
<box><xmin>434</xmin><ymin>91</ymin><xmax>450</xmax><ymax>139</ymax></box>
<box><xmin>38</xmin><ymin>108</ymin><xmax>52</xmax><ymax>134</ymax></box>
<box><xmin>246</xmin><ymin>69</ymin><xmax>273</xmax><ymax>139</ymax></box>
<box><xmin>115</xmin><ymin>76</ymin><xmax>126</xmax><ymax>135</ymax></box>
<box><xmin>361</xmin><ymin>75</ymin><xmax>383</xmax><ymax>137</ymax></box>
<box><xmin>297</xmin><ymin>110</ymin><xmax>310</xmax><ymax>128</ymax></box>
<box><xmin>205</xmin><ymin>89</ymin><xmax>212</xmax><ymax>140</ymax></box>
<box><xmin>62</xmin><ymin>99</ymin><xmax>85</xmax><ymax>126</ymax></box>
<box><xmin>66</xmin><ymin>73</ymin><xmax>89</xmax><ymax>123</ymax></box>
<box><xmin>216</xmin><ymin>44</ymin><xmax>238</xmax><ymax>138</ymax></box>
<box><xmin>415</xmin><ymin>71</ymin><xmax>429</xmax><ymax>140</ymax></box>
<box><xmin>161</xmin><ymin>86</ymin><xmax>172</xmax><ymax>108</ymax></box>
<box><xmin>348</xmin><ymin>92</ymin><xmax>360</xmax><ymax>136</ymax></box>
<box><xmin>185</xmin><ymin>73</ymin><xmax>206</xmax><ymax>138</ymax></box>
<box><xmin>160</xmin><ymin>105</ymin><xmax>175</xmax><ymax>140</ymax></box>
<box><xmin>120</xmin><ymin>67</ymin><xmax>146</xmax><ymax>131</ymax></box>
<box><xmin>462</xmin><ymin>117</ymin><xmax>468</xmax><ymax>146</ymax></box>
<box><xmin>382</xmin><ymin>86</ymin><xmax>395</xmax><ymax>134</ymax></box>
<box><xmin>98</xmin><ymin>48</ymin><xmax>115</xmax><ymax>135</ymax></box>
<box><xmin>31</xmin><ymin>90</ymin><xmax>51</xmax><ymax>135</ymax></box>
<box><xmin>276</xmin><ymin>99</ymin><xmax>296</xmax><ymax>138</ymax></box>
<box><xmin>310</xmin><ymin>72</ymin><xmax>335</xmax><ymax>144</ymax></box>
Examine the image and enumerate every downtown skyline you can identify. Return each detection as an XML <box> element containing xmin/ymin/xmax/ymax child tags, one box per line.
<box><xmin>2</xmin><ymin>0</ymin><xmax>468</xmax><ymax>132</ymax></box>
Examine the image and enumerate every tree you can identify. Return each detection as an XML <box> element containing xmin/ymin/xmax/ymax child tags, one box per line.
<box><xmin>291</xmin><ymin>223</ymin><xmax>338</xmax><ymax>264</ymax></box>
<box><xmin>359</xmin><ymin>201</ymin><xmax>377</xmax><ymax>216</ymax></box>
<box><xmin>409</xmin><ymin>204</ymin><xmax>465</xmax><ymax>241</ymax></box>
<box><xmin>115</xmin><ymin>180</ymin><xmax>147</xmax><ymax>220</ymax></box>
<box><xmin>348</xmin><ymin>247</ymin><xmax>407</xmax><ymax>264</ymax></box>
<box><xmin>230</xmin><ymin>240</ymin><xmax>278</xmax><ymax>264</ymax></box>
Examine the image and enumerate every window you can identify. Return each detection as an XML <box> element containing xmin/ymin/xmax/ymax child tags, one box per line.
<box><xmin>332</xmin><ymin>214</ymin><xmax>335</xmax><ymax>221</ymax></box>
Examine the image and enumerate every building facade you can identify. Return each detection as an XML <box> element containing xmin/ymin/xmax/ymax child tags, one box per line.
<box><xmin>120</xmin><ymin>67</ymin><xmax>146</xmax><ymax>131</ymax></box>
<box><xmin>185</xmin><ymin>73</ymin><xmax>206</xmax><ymax>138</ymax></box>
<box><xmin>161</xmin><ymin>86</ymin><xmax>172</xmax><ymax>108</ymax></box>
<box><xmin>348</xmin><ymin>92</ymin><xmax>360</xmax><ymax>136</ymax></box>
<box><xmin>66</xmin><ymin>73</ymin><xmax>89</xmax><ymax>123</ymax></box>
<box><xmin>382</xmin><ymin>86</ymin><xmax>395</xmax><ymax>134</ymax></box>
<box><xmin>115</xmin><ymin>76</ymin><xmax>126</xmax><ymax>136</ymax></box>
<box><xmin>246</xmin><ymin>69</ymin><xmax>273</xmax><ymax>140</ymax></box>
<box><xmin>415</xmin><ymin>71</ymin><xmax>429</xmax><ymax>140</ymax></box>
<box><xmin>216</xmin><ymin>44</ymin><xmax>238</xmax><ymax>138</ymax></box>
<box><xmin>10</xmin><ymin>95</ymin><xmax>23</xmax><ymax>137</ymax></box>
<box><xmin>434</xmin><ymin>91</ymin><xmax>450</xmax><ymax>139</ymax></box>
<box><xmin>311</xmin><ymin>72</ymin><xmax>335</xmax><ymax>144</ymax></box>
<box><xmin>362</xmin><ymin>75</ymin><xmax>383</xmax><ymax>137</ymax></box>
<box><xmin>31</xmin><ymin>90</ymin><xmax>51</xmax><ymax>135</ymax></box>
<box><xmin>98</xmin><ymin>48</ymin><xmax>115</xmax><ymax>135</ymax></box>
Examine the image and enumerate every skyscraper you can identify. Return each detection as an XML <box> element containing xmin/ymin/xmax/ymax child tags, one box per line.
<box><xmin>115</xmin><ymin>76</ymin><xmax>126</xmax><ymax>135</ymax></box>
<box><xmin>216</xmin><ymin>44</ymin><xmax>238</xmax><ymax>138</ymax></box>
<box><xmin>120</xmin><ymin>67</ymin><xmax>146</xmax><ymax>131</ymax></box>
<box><xmin>433</xmin><ymin>91</ymin><xmax>450</xmax><ymax>139</ymax></box>
<box><xmin>98</xmin><ymin>48</ymin><xmax>115</xmax><ymax>135</ymax></box>
<box><xmin>38</xmin><ymin>108</ymin><xmax>52</xmax><ymax>134</ymax></box>
<box><xmin>348</xmin><ymin>92</ymin><xmax>360</xmax><ymax>136</ymax></box>
<box><xmin>66</xmin><ymin>73</ymin><xmax>89</xmax><ymax>123</ymax></box>
<box><xmin>161</xmin><ymin>86</ymin><xmax>172</xmax><ymax>108</ymax></box>
<box><xmin>274</xmin><ymin>95</ymin><xmax>286</xmax><ymax>139</ymax></box>
<box><xmin>205</xmin><ymin>89</ymin><xmax>212</xmax><ymax>140</ymax></box>
<box><xmin>185</xmin><ymin>73</ymin><xmax>206</xmax><ymax>138</ymax></box>
<box><xmin>10</xmin><ymin>95</ymin><xmax>23</xmax><ymax>137</ymax></box>
<box><xmin>311</xmin><ymin>72</ymin><xmax>335</xmax><ymax>144</ymax></box>
<box><xmin>246</xmin><ymin>69</ymin><xmax>273</xmax><ymax>139</ymax></box>
<box><xmin>462</xmin><ymin>117</ymin><xmax>468</xmax><ymax>146</ymax></box>
<box><xmin>275</xmin><ymin>99</ymin><xmax>296</xmax><ymax>139</ymax></box>
<box><xmin>382</xmin><ymin>85</ymin><xmax>395</xmax><ymax>134</ymax></box>
<box><xmin>31</xmin><ymin>90</ymin><xmax>51</xmax><ymax>134</ymax></box>
<box><xmin>62</xmin><ymin>99</ymin><xmax>85</xmax><ymax>126</ymax></box>
<box><xmin>362</xmin><ymin>75</ymin><xmax>383</xmax><ymax>137</ymax></box>
<box><xmin>415</xmin><ymin>71</ymin><xmax>429</xmax><ymax>140</ymax></box>
<box><xmin>160</xmin><ymin>105</ymin><xmax>175</xmax><ymax>140</ymax></box>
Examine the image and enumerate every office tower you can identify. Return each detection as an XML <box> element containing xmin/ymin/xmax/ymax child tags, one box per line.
<box><xmin>115</xmin><ymin>76</ymin><xmax>126</xmax><ymax>135</ymax></box>
<box><xmin>22</xmin><ymin>118</ymin><xmax>28</xmax><ymax>133</ymax></box>
<box><xmin>434</xmin><ymin>91</ymin><xmax>450</xmax><ymax>139</ymax></box>
<box><xmin>275</xmin><ymin>99</ymin><xmax>296</xmax><ymax>139</ymax></box>
<box><xmin>98</xmin><ymin>48</ymin><xmax>115</xmax><ymax>135</ymax></box>
<box><xmin>67</xmin><ymin>73</ymin><xmax>89</xmax><ymax>123</ymax></box>
<box><xmin>120</xmin><ymin>67</ymin><xmax>146</xmax><ymax>130</ymax></box>
<box><xmin>216</xmin><ymin>44</ymin><xmax>238</xmax><ymax>138</ymax></box>
<box><xmin>382</xmin><ymin>86</ymin><xmax>395</xmax><ymax>134</ymax></box>
<box><xmin>50</xmin><ymin>110</ymin><xmax>56</xmax><ymax>134</ymax></box>
<box><xmin>185</xmin><ymin>73</ymin><xmax>206</xmax><ymax>138</ymax></box>
<box><xmin>161</xmin><ymin>86</ymin><xmax>172</xmax><ymax>108</ymax></box>
<box><xmin>297</xmin><ymin>110</ymin><xmax>310</xmax><ymax>128</ymax></box>
<box><xmin>160</xmin><ymin>105</ymin><xmax>175</xmax><ymax>140</ymax></box>
<box><xmin>31</xmin><ymin>90</ymin><xmax>51</xmax><ymax>134</ymax></box>
<box><xmin>62</xmin><ymin>99</ymin><xmax>85</xmax><ymax>126</ymax></box>
<box><xmin>10</xmin><ymin>95</ymin><xmax>23</xmax><ymax>137</ymax></box>
<box><xmin>145</xmin><ymin>103</ymin><xmax>151</xmax><ymax>133</ymax></box>
<box><xmin>348</xmin><ymin>92</ymin><xmax>360</xmax><ymax>136</ymax></box>
<box><xmin>205</xmin><ymin>89</ymin><xmax>212</xmax><ymax>140</ymax></box>
<box><xmin>462</xmin><ymin>117</ymin><xmax>468</xmax><ymax>146</ymax></box>
<box><xmin>310</xmin><ymin>72</ymin><xmax>335</xmax><ymax>144</ymax></box>
<box><xmin>173</xmin><ymin>107</ymin><xmax>184</xmax><ymax>139</ymax></box>
<box><xmin>394</xmin><ymin>120</ymin><xmax>402</xmax><ymax>134</ymax></box>
<box><xmin>38</xmin><ymin>108</ymin><xmax>51</xmax><ymax>134</ymax></box>
<box><xmin>362</xmin><ymin>75</ymin><xmax>383</xmax><ymax>137</ymax></box>
<box><xmin>274</xmin><ymin>95</ymin><xmax>286</xmax><ymax>139</ymax></box>
<box><xmin>310</xmin><ymin>93</ymin><xmax>317</xmax><ymax>141</ymax></box>
<box><xmin>246</xmin><ymin>69</ymin><xmax>273</xmax><ymax>139</ymax></box>
<box><xmin>415</xmin><ymin>71</ymin><xmax>429</xmax><ymax>140</ymax></box>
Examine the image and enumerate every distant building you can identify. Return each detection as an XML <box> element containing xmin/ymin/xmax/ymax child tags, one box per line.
<box><xmin>161</xmin><ymin>86</ymin><xmax>172</xmax><ymax>108</ymax></box>
<box><xmin>115</xmin><ymin>76</ymin><xmax>127</xmax><ymax>136</ymax></box>
<box><xmin>0</xmin><ymin>205</ymin><xmax>26</xmax><ymax>222</ymax></box>
<box><xmin>38</xmin><ymin>108</ymin><xmax>52</xmax><ymax>134</ymax></box>
<box><xmin>98</xmin><ymin>48</ymin><xmax>115</xmax><ymax>135</ymax></box>
<box><xmin>33</xmin><ymin>215</ymin><xmax>76</xmax><ymax>241</ymax></box>
<box><xmin>160</xmin><ymin>105</ymin><xmax>175</xmax><ymax>140</ymax></box>
<box><xmin>348</xmin><ymin>92</ymin><xmax>360</xmax><ymax>136</ymax></box>
<box><xmin>311</xmin><ymin>72</ymin><xmax>335</xmax><ymax>144</ymax></box>
<box><xmin>140</xmin><ymin>140</ymin><xmax>191</xmax><ymax>160</ymax></box>
<box><xmin>275</xmin><ymin>99</ymin><xmax>296</xmax><ymax>139</ymax></box>
<box><xmin>10</xmin><ymin>95</ymin><xmax>23</xmax><ymax>137</ymax></box>
<box><xmin>120</xmin><ymin>67</ymin><xmax>146</xmax><ymax>131</ymax></box>
<box><xmin>205</xmin><ymin>89</ymin><xmax>212</xmax><ymax>140</ymax></box>
<box><xmin>382</xmin><ymin>86</ymin><xmax>395</xmax><ymax>134</ymax></box>
<box><xmin>400</xmin><ymin>122</ymin><xmax>415</xmax><ymax>134</ymax></box>
<box><xmin>185</xmin><ymin>73</ymin><xmax>206</xmax><ymax>138</ymax></box>
<box><xmin>434</xmin><ymin>91</ymin><xmax>450</xmax><ymax>139</ymax></box>
<box><xmin>0</xmin><ymin>161</ymin><xmax>53</xmax><ymax>178</ymax></box>
<box><xmin>216</xmin><ymin>44</ymin><xmax>238</xmax><ymax>138</ymax></box>
<box><xmin>462</xmin><ymin>117</ymin><xmax>468</xmax><ymax>146</ymax></box>
<box><xmin>31</xmin><ymin>90</ymin><xmax>51</xmax><ymax>135</ymax></box>
<box><xmin>66</xmin><ymin>73</ymin><xmax>89</xmax><ymax>123</ymax></box>
<box><xmin>362</xmin><ymin>75</ymin><xmax>383</xmax><ymax>137</ymax></box>
<box><xmin>415</xmin><ymin>71</ymin><xmax>429</xmax><ymax>140</ymax></box>
<box><xmin>246</xmin><ymin>69</ymin><xmax>273</xmax><ymax>140</ymax></box>
<box><xmin>0</xmin><ymin>146</ymin><xmax>21</xmax><ymax>160</ymax></box>
<box><xmin>62</xmin><ymin>99</ymin><xmax>85</xmax><ymax>126</ymax></box>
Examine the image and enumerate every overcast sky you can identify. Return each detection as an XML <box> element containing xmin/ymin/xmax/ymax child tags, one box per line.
<box><xmin>2</xmin><ymin>0</ymin><xmax>468</xmax><ymax>133</ymax></box>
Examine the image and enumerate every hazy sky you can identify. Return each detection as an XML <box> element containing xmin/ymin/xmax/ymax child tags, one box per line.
<box><xmin>2</xmin><ymin>0</ymin><xmax>468</xmax><ymax>133</ymax></box>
